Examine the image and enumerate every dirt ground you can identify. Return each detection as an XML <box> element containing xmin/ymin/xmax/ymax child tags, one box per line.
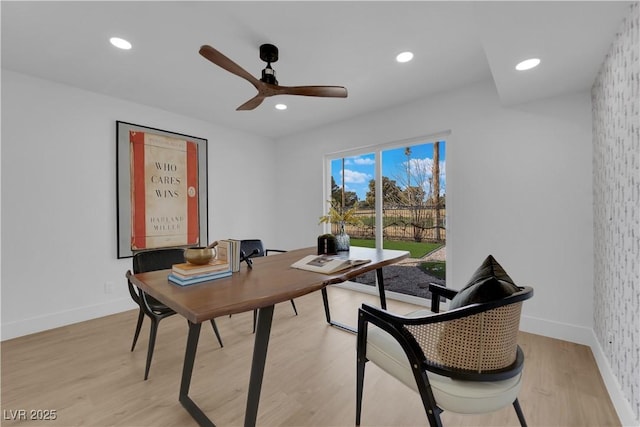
<box><xmin>354</xmin><ymin>246</ymin><xmax>446</xmax><ymax>299</ymax></box>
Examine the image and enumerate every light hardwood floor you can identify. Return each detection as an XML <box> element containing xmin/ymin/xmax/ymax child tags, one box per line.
<box><xmin>2</xmin><ymin>286</ymin><xmax>620</xmax><ymax>426</ymax></box>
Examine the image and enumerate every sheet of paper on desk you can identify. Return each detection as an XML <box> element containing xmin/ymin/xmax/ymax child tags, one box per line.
<box><xmin>291</xmin><ymin>254</ymin><xmax>370</xmax><ymax>274</ymax></box>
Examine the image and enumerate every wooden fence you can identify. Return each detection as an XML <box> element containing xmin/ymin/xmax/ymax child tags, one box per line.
<box><xmin>335</xmin><ymin>206</ymin><xmax>446</xmax><ymax>243</ymax></box>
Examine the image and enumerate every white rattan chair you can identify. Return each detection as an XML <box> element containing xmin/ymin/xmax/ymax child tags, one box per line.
<box><xmin>356</xmin><ymin>283</ymin><xmax>533</xmax><ymax>427</ymax></box>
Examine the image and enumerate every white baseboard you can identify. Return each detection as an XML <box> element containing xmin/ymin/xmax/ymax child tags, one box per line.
<box><xmin>589</xmin><ymin>331</ymin><xmax>639</xmax><ymax>427</ymax></box>
<box><xmin>519</xmin><ymin>313</ymin><xmax>595</xmax><ymax>346</ymax></box>
<box><xmin>1</xmin><ymin>298</ymin><xmax>135</xmax><ymax>341</ymax></box>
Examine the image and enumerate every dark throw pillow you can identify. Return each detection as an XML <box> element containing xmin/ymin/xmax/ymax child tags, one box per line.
<box><xmin>449</xmin><ymin>255</ymin><xmax>520</xmax><ymax>309</ymax></box>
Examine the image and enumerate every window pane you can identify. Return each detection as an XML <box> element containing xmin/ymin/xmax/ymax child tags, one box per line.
<box><xmin>377</xmin><ymin>141</ymin><xmax>446</xmax><ymax>298</ymax></box>
<box><xmin>381</xmin><ymin>142</ymin><xmax>446</xmax><ymax>244</ymax></box>
<box><xmin>330</xmin><ymin>154</ymin><xmax>375</xmax><ymax>238</ymax></box>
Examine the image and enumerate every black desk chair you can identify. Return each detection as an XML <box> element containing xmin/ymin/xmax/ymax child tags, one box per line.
<box><xmin>240</xmin><ymin>239</ymin><xmax>298</xmax><ymax>332</ymax></box>
<box><xmin>127</xmin><ymin>248</ymin><xmax>224</xmax><ymax>380</ymax></box>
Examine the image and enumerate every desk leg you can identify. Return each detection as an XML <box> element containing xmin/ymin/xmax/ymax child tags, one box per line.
<box><xmin>322</xmin><ymin>286</ymin><xmax>353</xmax><ymax>332</ymax></box>
<box><xmin>179</xmin><ymin>321</ymin><xmax>215</xmax><ymax>427</ymax></box>
<box><xmin>244</xmin><ymin>305</ymin><xmax>275</xmax><ymax>427</ymax></box>
<box><xmin>324</xmin><ymin>267</ymin><xmax>388</xmax><ymax>334</ymax></box>
<box><xmin>322</xmin><ymin>288</ymin><xmax>332</xmax><ymax>323</ymax></box>
<box><xmin>375</xmin><ymin>267</ymin><xmax>387</xmax><ymax>310</ymax></box>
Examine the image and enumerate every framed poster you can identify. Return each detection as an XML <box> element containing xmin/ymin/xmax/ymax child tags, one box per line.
<box><xmin>116</xmin><ymin>121</ymin><xmax>208</xmax><ymax>258</ymax></box>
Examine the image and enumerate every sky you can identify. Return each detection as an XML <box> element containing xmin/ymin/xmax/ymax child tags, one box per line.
<box><xmin>331</xmin><ymin>141</ymin><xmax>446</xmax><ymax>201</ymax></box>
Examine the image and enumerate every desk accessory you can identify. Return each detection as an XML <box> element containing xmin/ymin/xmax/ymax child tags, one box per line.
<box><xmin>317</xmin><ymin>234</ymin><xmax>337</xmax><ymax>255</ymax></box>
<box><xmin>217</xmin><ymin>239</ymin><xmax>242</xmax><ymax>272</ymax></box>
<box><xmin>240</xmin><ymin>248</ymin><xmax>260</xmax><ymax>269</ymax></box>
<box><xmin>184</xmin><ymin>241</ymin><xmax>219</xmax><ymax>265</ymax></box>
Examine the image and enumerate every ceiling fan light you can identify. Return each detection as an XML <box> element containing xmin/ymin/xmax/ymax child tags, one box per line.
<box><xmin>261</xmin><ymin>65</ymin><xmax>278</xmax><ymax>85</ymax></box>
<box><xmin>396</xmin><ymin>51</ymin><xmax>414</xmax><ymax>63</ymax></box>
<box><xmin>110</xmin><ymin>37</ymin><xmax>132</xmax><ymax>50</ymax></box>
<box><xmin>515</xmin><ymin>58</ymin><xmax>540</xmax><ymax>71</ymax></box>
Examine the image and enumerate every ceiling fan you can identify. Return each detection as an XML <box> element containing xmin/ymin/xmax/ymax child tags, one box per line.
<box><xmin>199</xmin><ymin>43</ymin><xmax>348</xmax><ymax>111</ymax></box>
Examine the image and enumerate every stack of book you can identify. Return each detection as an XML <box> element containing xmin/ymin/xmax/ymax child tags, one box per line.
<box><xmin>168</xmin><ymin>259</ymin><xmax>231</xmax><ymax>286</ymax></box>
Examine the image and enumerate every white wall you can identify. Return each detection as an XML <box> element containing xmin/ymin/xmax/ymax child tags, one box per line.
<box><xmin>1</xmin><ymin>70</ymin><xmax>278</xmax><ymax>340</ymax></box>
<box><xmin>274</xmin><ymin>80</ymin><xmax>595</xmax><ymax>343</ymax></box>
<box><xmin>0</xmin><ymin>70</ymin><xmax>596</xmax><ymax>345</ymax></box>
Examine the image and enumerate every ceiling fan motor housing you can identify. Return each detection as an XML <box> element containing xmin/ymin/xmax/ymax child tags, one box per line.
<box><xmin>260</xmin><ymin>44</ymin><xmax>278</xmax><ymax>85</ymax></box>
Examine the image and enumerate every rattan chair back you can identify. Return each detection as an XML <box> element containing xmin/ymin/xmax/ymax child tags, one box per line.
<box><xmin>406</xmin><ymin>300</ymin><xmax>524</xmax><ymax>373</ymax></box>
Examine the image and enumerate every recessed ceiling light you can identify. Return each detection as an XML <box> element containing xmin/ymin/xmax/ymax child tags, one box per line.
<box><xmin>515</xmin><ymin>58</ymin><xmax>540</xmax><ymax>71</ymax></box>
<box><xmin>396</xmin><ymin>51</ymin><xmax>414</xmax><ymax>63</ymax></box>
<box><xmin>110</xmin><ymin>37</ymin><xmax>132</xmax><ymax>50</ymax></box>
<box><xmin>275</xmin><ymin>104</ymin><xmax>287</xmax><ymax>110</ymax></box>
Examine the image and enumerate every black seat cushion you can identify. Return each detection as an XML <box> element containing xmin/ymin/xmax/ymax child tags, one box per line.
<box><xmin>449</xmin><ymin>255</ymin><xmax>520</xmax><ymax>309</ymax></box>
<box><xmin>144</xmin><ymin>294</ymin><xmax>174</xmax><ymax>314</ymax></box>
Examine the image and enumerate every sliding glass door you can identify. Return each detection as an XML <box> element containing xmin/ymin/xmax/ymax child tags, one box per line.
<box><xmin>325</xmin><ymin>136</ymin><xmax>447</xmax><ymax>300</ymax></box>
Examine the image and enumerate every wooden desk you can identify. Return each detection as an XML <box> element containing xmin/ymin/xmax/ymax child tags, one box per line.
<box><xmin>127</xmin><ymin>246</ymin><xmax>409</xmax><ymax>427</ymax></box>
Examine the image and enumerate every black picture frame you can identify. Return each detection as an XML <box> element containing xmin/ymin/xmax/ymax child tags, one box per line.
<box><xmin>116</xmin><ymin>121</ymin><xmax>208</xmax><ymax>258</ymax></box>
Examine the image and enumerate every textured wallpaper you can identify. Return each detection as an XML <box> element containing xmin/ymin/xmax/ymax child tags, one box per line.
<box><xmin>592</xmin><ymin>2</ymin><xmax>640</xmax><ymax>422</ymax></box>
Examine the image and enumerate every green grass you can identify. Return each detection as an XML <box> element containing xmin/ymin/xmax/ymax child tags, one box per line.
<box><xmin>419</xmin><ymin>261</ymin><xmax>446</xmax><ymax>280</ymax></box>
<box><xmin>350</xmin><ymin>238</ymin><xmax>443</xmax><ymax>259</ymax></box>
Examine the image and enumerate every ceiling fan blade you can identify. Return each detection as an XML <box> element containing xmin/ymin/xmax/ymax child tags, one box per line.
<box><xmin>236</xmin><ymin>95</ymin><xmax>266</xmax><ymax>111</ymax></box>
<box><xmin>199</xmin><ymin>45</ymin><xmax>261</xmax><ymax>89</ymax></box>
<box><xmin>278</xmin><ymin>85</ymin><xmax>348</xmax><ymax>98</ymax></box>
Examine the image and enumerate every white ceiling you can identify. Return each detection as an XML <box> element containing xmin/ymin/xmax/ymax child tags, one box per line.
<box><xmin>1</xmin><ymin>1</ymin><xmax>632</xmax><ymax>139</ymax></box>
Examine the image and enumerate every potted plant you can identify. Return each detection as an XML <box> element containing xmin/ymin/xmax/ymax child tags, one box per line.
<box><xmin>319</xmin><ymin>201</ymin><xmax>362</xmax><ymax>251</ymax></box>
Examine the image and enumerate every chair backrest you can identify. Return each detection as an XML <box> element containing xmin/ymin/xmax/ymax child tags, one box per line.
<box><xmin>240</xmin><ymin>239</ymin><xmax>266</xmax><ymax>258</ymax></box>
<box><xmin>133</xmin><ymin>248</ymin><xmax>186</xmax><ymax>274</ymax></box>
<box><xmin>404</xmin><ymin>286</ymin><xmax>533</xmax><ymax>376</ymax></box>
